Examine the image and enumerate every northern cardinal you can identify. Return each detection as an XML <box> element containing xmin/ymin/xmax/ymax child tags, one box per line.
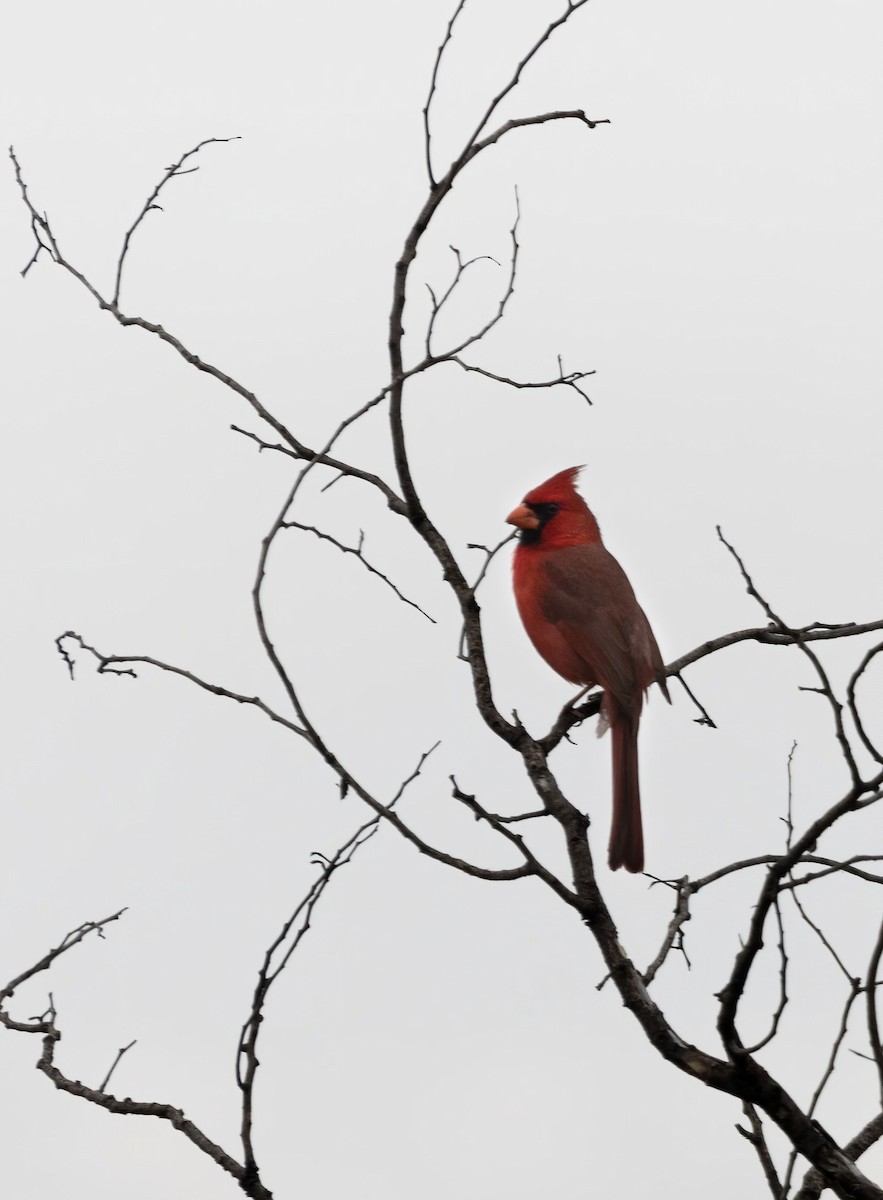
<box><xmin>507</xmin><ymin>467</ymin><xmax>669</xmax><ymax>873</ymax></box>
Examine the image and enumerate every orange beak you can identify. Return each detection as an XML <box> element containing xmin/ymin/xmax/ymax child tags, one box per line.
<box><xmin>506</xmin><ymin>502</ymin><xmax>540</xmax><ymax>530</ymax></box>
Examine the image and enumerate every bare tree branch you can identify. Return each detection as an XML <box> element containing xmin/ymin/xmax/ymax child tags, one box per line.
<box><xmin>795</xmin><ymin>1114</ymin><xmax>883</xmax><ymax>1200</ymax></box>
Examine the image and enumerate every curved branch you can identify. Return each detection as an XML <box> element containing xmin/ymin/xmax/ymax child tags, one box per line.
<box><xmin>282</xmin><ymin>521</ymin><xmax>435</xmax><ymax>622</ymax></box>
<box><xmin>736</xmin><ymin>1102</ymin><xmax>782</xmax><ymax>1199</ymax></box>
<box><xmin>55</xmin><ymin>631</ymin><xmax>309</xmax><ymax>740</ymax></box>
<box><xmin>237</xmin><ymin>812</ymin><xmax>386</xmax><ymax>1181</ymax></box>
<box><xmin>848</xmin><ymin>641</ymin><xmax>883</xmax><ymax>765</ymax></box>
<box><xmin>387</xmin><ymin>108</ymin><xmax>608</xmax><ymax>747</ymax></box>
<box><xmin>866</xmin><ymin>916</ymin><xmax>883</xmax><ymax>1106</ymax></box>
<box><xmin>742</xmin><ymin>898</ymin><xmax>789</xmax><ymax>1054</ymax></box>
<box><xmin>113</xmin><ymin>136</ymin><xmax>240</xmax><ymax>306</ymax></box>
<box><xmin>422</xmin><ymin>0</ymin><xmax>467</xmax><ymax>186</ymax></box>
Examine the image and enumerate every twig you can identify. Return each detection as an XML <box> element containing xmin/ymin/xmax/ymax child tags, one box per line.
<box><xmin>99</xmin><ymin>1040</ymin><xmax>137</xmax><ymax>1093</ymax></box>
<box><xmin>236</xmin><ymin>809</ymin><xmax>390</xmax><ymax>1182</ymax></box>
<box><xmin>425</xmin><ymin>247</ymin><xmax>500</xmax><ymax>357</ymax></box>
<box><xmin>460</xmin><ymin>0</ymin><xmax>595</xmax><ymax>149</ymax></box>
<box><xmin>717</xmin><ymin>527</ymin><xmax>862</xmax><ymax>789</ymax></box>
<box><xmin>668</xmin><ymin>619</ymin><xmax>883</xmax><ymax>675</ymax></box>
<box><xmin>55</xmin><ymin>632</ymin><xmax>308</xmax><ymax>739</ymax></box>
<box><xmin>847</xmin><ymin>641</ymin><xmax>883</xmax><ymax>765</ymax></box>
<box><xmin>440</xmin><ymin>189</ymin><xmax>521</xmax><ymax>361</ymax></box>
<box><xmin>113</xmin><ymin>137</ymin><xmax>240</xmax><ymax>305</ymax></box>
<box><xmin>642</xmin><ymin>877</ymin><xmax>692</xmax><ymax>985</ymax></box>
<box><xmin>788</xmin><ymin>885</ymin><xmax>854</xmax><ymax>981</ymax></box>
<box><xmin>784</xmin><ymin>741</ymin><xmax>798</xmax><ymax>850</ymax></box>
<box><xmin>736</xmin><ymin>1101</ymin><xmax>782</xmax><ymax>1199</ymax></box>
<box><xmin>782</xmin><ymin>980</ymin><xmax>863</xmax><ymax>1198</ymax></box>
<box><xmin>495</xmin><ymin>809</ymin><xmax>550</xmax><ymax>824</ymax></box>
<box><xmin>450</xmin><ymin>354</ymin><xmax>594</xmax><ymax>405</ymax></box>
<box><xmin>449</xmin><ymin>775</ymin><xmax>577</xmax><ymax>906</ymax></box>
<box><xmin>743</xmin><ymin>898</ymin><xmax>789</xmax><ymax>1054</ymax></box>
<box><xmin>0</xmin><ymin>910</ymin><xmax>127</xmax><ymax>1024</ymax></box>
<box><xmin>457</xmin><ymin>534</ymin><xmax>516</xmax><ymax>660</ymax></box>
<box><xmin>865</xmin><ymin>916</ymin><xmax>883</xmax><ymax>1106</ymax></box>
<box><xmin>283</xmin><ymin>521</ymin><xmax>435</xmax><ymax>622</ymax></box>
<box><xmin>422</xmin><ymin>0</ymin><xmax>468</xmax><ymax>186</ymax></box>
<box><xmin>674</xmin><ymin>671</ymin><xmax>717</xmax><ymax>728</ymax></box>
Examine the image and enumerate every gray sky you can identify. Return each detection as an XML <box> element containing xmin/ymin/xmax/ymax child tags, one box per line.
<box><xmin>2</xmin><ymin>2</ymin><xmax>883</xmax><ymax>1197</ymax></box>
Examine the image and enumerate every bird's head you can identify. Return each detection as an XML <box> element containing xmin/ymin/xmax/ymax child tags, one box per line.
<box><xmin>506</xmin><ymin>466</ymin><xmax>600</xmax><ymax>547</ymax></box>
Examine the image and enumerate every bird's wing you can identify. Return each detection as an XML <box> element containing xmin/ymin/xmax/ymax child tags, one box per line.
<box><xmin>539</xmin><ymin>544</ymin><xmax>661</xmax><ymax>708</ymax></box>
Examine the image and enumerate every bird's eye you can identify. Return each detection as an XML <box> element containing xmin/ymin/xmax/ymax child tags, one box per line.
<box><xmin>535</xmin><ymin>502</ymin><xmax>560</xmax><ymax>520</ymax></box>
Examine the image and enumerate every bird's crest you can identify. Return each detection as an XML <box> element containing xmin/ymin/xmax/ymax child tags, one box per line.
<box><xmin>523</xmin><ymin>465</ymin><xmax>585</xmax><ymax>507</ymax></box>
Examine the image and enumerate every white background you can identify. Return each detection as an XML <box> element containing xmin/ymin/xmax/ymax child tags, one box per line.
<box><xmin>2</xmin><ymin>2</ymin><xmax>882</xmax><ymax>1197</ymax></box>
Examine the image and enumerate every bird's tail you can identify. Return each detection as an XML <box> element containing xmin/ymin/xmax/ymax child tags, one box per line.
<box><xmin>608</xmin><ymin>716</ymin><xmax>643</xmax><ymax>873</ymax></box>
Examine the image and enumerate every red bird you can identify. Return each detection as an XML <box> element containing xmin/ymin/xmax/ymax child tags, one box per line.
<box><xmin>507</xmin><ymin>467</ymin><xmax>669</xmax><ymax>873</ymax></box>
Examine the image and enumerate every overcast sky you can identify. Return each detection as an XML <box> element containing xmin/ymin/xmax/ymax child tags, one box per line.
<box><xmin>2</xmin><ymin>2</ymin><xmax>883</xmax><ymax>1198</ymax></box>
